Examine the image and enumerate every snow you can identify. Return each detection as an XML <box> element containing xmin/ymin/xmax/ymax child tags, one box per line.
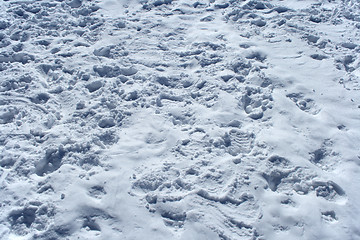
<box><xmin>0</xmin><ymin>0</ymin><xmax>360</xmax><ymax>239</ymax></box>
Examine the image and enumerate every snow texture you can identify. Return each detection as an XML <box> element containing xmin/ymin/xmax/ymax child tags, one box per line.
<box><xmin>0</xmin><ymin>0</ymin><xmax>360</xmax><ymax>239</ymax></box>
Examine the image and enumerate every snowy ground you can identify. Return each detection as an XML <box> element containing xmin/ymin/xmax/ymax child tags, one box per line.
<box><xmin>0</xmin><ymin>0</ymin><xmax>360</xmax><ymax>239</ymax></box>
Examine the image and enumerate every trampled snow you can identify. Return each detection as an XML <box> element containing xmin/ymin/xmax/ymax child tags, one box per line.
<box><xmin>0</xmin><ymin>0</ymin><xmax>359</xmax><ymax>239</ymax></box>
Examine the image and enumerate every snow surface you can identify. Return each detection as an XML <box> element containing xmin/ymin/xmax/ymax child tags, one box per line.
<box><xmin>0</xmin><ymin>0</ymin><xmax>360</xmax><ymax>239</ymax></box>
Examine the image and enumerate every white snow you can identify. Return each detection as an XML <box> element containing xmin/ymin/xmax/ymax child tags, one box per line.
<box><xmin>0</xmin><ymin>0</ymin><xmax>360</xmax><ymax>239</ymax></box>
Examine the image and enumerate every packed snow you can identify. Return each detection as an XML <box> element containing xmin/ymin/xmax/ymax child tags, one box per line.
<box><xmin>0</xmin><ymin>0</ymin><xmax>360</xmax><ymax>239</ymax></box>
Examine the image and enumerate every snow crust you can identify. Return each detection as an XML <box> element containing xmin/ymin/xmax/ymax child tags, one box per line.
<box><xmin>0</xmin><ymin>0</ymin><xmax>360</xmax><ymax>239</ymax></box>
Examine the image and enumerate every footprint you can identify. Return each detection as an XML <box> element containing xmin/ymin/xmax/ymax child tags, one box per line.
<box><xmin>88</xmin><ymin>185</ymin><xmax>107</xmax><ymax>199</ymax></box>
<box><xmin>7</xmin><ymin>202</ymin><xmax>55</xmax><ymax>234</ymax></box>
<box><xmin>286</xmin><ymin>93</ymin><xmax>320</xmax><ymax>115</ymax></box>
<box><xmin>309</xmin><ymin>139</ymin><xmax>339</xmax><ymax>169</ymax></box>
<box><xmin>224</xmin><ymin>129</ymin><xmax>255</xmax><ymax>156</ymax></box>
<box><xmin>262</xmin><ymin>170</ymin><xmax>291</xmax><ymax>191</ymax></box>
<box><xmin>35</xmin><ymin>146</ymin><xmax>66</xmax><ymax>176</ymax></box>
<box><xmin>240</xmin><ymin>86</ymin><xmax>273</xmax><ymax>120</ymax></box>
<box><xmin>0</xmin><ymin>106</ymin><xmax>18</xmax><ymax>124</ymax></box>
<box><xmin>311</xmin><ymin>180</ymin><xmax>345</xmax><ymax>201</ymax></box>
<box><xmin>212</xmin><ymin>129</ymin><xmax>255</xmax><ymax>156</ymax></box>
<box><xmin>133</xmin><ymin>172</ymin><xmax>168</xmax><ymax>192</ymax></box>
<box><xmin>267</xmin><ymin>155</ymin><xmax>290</xmax><ymax>167</ymax></box>
<box><xmin>159</xmin><ymin>208</ymin><xmax>186</xmax><ymax>227</ymax></box>
<box><xmin>321</xmin><ymin>210</ymin><xmax>337</xmax><ymax>222</ymax></box>
<box><xmin>8</xmin><ymin>206</ymin><xmax>37</xmax><ymax>228</ymax></box>
<box><xmin>82</xmin><ymin>216</ymin><xmax>101</xmax><ymax>231</ymax></box>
